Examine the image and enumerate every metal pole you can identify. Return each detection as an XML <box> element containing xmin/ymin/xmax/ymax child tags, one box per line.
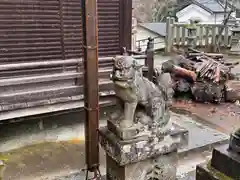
<box><xmin>81</xmin><ymin>0</ymin><xmax>99</xmax><ymax>172</ymax></box>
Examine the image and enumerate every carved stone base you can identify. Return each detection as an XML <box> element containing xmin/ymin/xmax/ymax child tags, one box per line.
<box><xmin>99</xmin><ymin>123</ymin><xmax>188</xmax><ymax>180</ymax></box>
<box><xmin>99</xmin><ymin>123</ymin><xmax>188</xmax><ymax>166</ymax></box>
<box><xmin>106</xmin><ymin>152</ymin><xmax>177</xmax><ymax>180</ymax></box>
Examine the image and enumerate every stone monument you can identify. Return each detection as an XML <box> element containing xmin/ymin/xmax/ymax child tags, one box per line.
<box><xmin>99</xmin><ymin>55</ymin><xmax>188</xmax><ymax>180</ymax></box>
<box><xmin>229</xmin><ymin>128</ymin><xmax>240</xmax><ymax>153</ymax></box>
<box><xmin>196</xmin><ymin>128</ymin><xmax>240</xmax><ymax>179</ymax></box>
<box><xmin>230</xmin><ymin>21</ymin><xmax>240</xmax><ymax>55</ymax></box>
<box><xmin>186</xmin><ymin>18</ymin><xmax>200</xmax><ymax>49</ymax></box>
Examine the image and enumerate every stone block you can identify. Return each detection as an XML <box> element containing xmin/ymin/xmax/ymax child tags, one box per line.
<box><xmin>225</xmin><ymin>80</ymin><xmax>240</xmax><ymax>102</ymax></box>
<box><xmin>99</xmin><ymin>124</ymin><xmax>188</xmax><ymax>166</ymax></box>
<box><xmin>106</xmin><ymin>152</ymin><xmax>177</xmax><ymax>180</ymax></box>
<box><xmin>229</xmin><ymin>131</ymin><xmax>240</xmax><ymax>153</ymax></box>
<box><xmin>211</xmin><ymin>144</ymin><xmax>240</xmax><ymax>180</ymax></box>
<box><xmin>196</xmin><ymin>164</ymin><xmax>221</xmax><ymax>180</ymax></box>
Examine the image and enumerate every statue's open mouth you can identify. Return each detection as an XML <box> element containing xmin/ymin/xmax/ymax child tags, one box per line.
<box><xmin>113</xmin><ymin>78</ymin><xmax>130</xmax><ymax>82</ymax></box>
<box><xmin>110</xmin><ymin>72</ymin><xmax>133</xmax><ymax>81</ymax></box>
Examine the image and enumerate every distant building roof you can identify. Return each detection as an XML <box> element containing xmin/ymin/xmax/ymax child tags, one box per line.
<box><xmin>177</xmin><ymin>0</ymin><xmax>231</xmax><ymax>14</ymax></box>
<box><xmin>139</xmin><ymin>23</ymin><xmax>166</xmax><ymax>37</ymax></box>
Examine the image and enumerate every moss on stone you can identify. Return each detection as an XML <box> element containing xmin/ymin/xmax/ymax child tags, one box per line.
<box><xmin>184</xmin><ymin>24</ymin><xmax>197</xmax><ymax>29</ymax></box>
<box><xmin>206</xmin><ymin>161</ymin><xmax>233</xmax><ymax>180</ymax></box>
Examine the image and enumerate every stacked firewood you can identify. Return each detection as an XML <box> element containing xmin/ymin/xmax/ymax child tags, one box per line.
<box><xmin>162</xmin><ymin>48</ymin><xmax>239</xmax><ymax>103</ymax></box>
<box><xmin>195</xmin><ymin>55</ymin><xmax>229</xmax><ymax>82</ymax></box>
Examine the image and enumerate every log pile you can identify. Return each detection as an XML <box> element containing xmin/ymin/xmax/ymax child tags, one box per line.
<box><xmin>161</xmin><ymin>48</ymin><xmax>240</xmax><ymax>103</ymax></box>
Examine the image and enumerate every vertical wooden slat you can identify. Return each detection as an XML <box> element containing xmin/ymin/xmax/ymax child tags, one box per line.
<box><xmin>205</xmin><ymin>26</ymin><xmax>209</xmax><ymax>47</ymax></box>
<box><xmin>170</xmin><ymin>24</ymin><xmax>174</xmax><ymax>48</ymax></box>
<box><xmin>181</xmin><ymin>25</ymin><xmax>186</xmax><ymax>46</ymax></box>
<box><xmin>59</xmin><ymin>0</ymin><xmax>66</xmax><ymax>60</ymax></box>
<box><xmin>165</xmin><ymin>17</ymin><xmax>171</xmax><ymax>53</ymax></box>
<box><xmin>229</xmin><ymin>33</ymin><xmax>232</xmax><ymax>47</ymax></box>
<box><xmin>175</xmin><ymin>25</ymin><xmax>181</xmax><ymax>45</ymax></box>
<box><xmin>218</xmin><ymin>26</ymin><xmax>223</xmax><ymax>47</ymax></box>
<box><xmin>171</xmin><ymin>18</ymin><xmax>175</xmax><ymax>44</ymax></box>
<box><xmin>195</xmin><ymin>25</ymin><xmax>199</xmax><ymax>47</ymax></box>
<box><xmin>224</xmin><ymin>26</ymin><xmax>229</xmax><ymax>47</ymax></box>
<box><xmin>212</xmin><ymin>26</ymin><xmax>216</xmax><ymax>52</ymax></box>
<box><xmin>199</xmin><ymin>25</ymin><xmax>203</xmax><ymax>46</ymax></box>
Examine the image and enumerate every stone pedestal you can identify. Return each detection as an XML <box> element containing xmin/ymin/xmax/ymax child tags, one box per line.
<box><xmin>106</xmin><ymin>151</ymin><xmax>177</xmax><ymax>180</ymax></box>
<box><xmin>230</xmin><ymin>22</ymin><xmax>240</xmax><ymax>55</ymax></box>
<box><xmin>229</xmin><ymin>129</ymin><xmax>240</xmax><ymax>153</ymax></box>
<box><xmin>225</xmin><ymin>80</ymin><xmax>240</xmax><ymax>102</ymax></box>
<box><xmin>196</xmin><ymin>144</ymin><xmax>240</xmax><ymax>180</ymax></box>
<box><xmin>186</xmin><ymin>18</ymin><xmax>199</xmax><ymax>49</ymax></box>
<box><xmin>99</xmin><ymin>121</ymin><xmax>188</xmax><ymax>180</ymax></box>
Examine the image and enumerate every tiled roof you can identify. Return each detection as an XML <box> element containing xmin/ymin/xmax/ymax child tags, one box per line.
<box><xmin>178</xmin><ymin>0</ymin><xmax>231</xmax><ymax>13</ymax></box>
<box><xmin>139</xmin><ymin>23</ymin><xmax>166</xmax><ymax>37</ymax></box>
<box><xmin>195</xmin><ymin>0</ymin><xmax>230</xmax><ymax>12</ymax></box>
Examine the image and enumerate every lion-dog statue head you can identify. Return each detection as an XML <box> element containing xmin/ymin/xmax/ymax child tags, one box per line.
<box><xmin>110</xmin><ymin>55</ymin><xmax>143</xmax><ymax>89</ymax></box>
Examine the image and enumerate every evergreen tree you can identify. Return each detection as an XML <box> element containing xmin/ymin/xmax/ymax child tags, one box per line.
<box><xmin>151</xmin><ymin>0</ymin><xmax>177</xmax><ymax>22</ymax></box>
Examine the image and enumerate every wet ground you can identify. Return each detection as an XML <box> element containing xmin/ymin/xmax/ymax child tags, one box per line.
<box><xmin>172</xmin><ymin>101</ymin><xmax>240</xmax><ymax>134</ymax></box>
<box><xmin>0</xmin><ymin>107</ymin><xmax>230</xmax><ymax>180</ymax></box>
<box><xmin>0</xmin><ymin>110</ymin><xmax>107</xmax><ymax>180</ymax></box>
<box><xmin>154</xmin><ymin>53</ymin><xmax>240</xmax><ymax>134</ymax></box>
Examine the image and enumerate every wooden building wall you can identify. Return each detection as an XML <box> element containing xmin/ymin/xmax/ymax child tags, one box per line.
<box><xmin>0</xmin><ymin>0</ymin><xmax>132</xmax><ymax>121</ymax></box>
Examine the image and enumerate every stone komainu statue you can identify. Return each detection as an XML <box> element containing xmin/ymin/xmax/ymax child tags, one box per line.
<box><xmin>110</xmin><ymin>55</ymin><xmax>174</xmax><ymax>138</ymax></box>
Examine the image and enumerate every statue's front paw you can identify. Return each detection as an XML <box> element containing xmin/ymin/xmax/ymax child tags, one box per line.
<box><xmin>119</xmin><ymin>119</ymin><xmax>133</xmax><ymax>128</ymax></box>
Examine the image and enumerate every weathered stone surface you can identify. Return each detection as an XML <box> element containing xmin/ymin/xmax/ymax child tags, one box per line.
<box><xmin>106</xmin><ymin>152</ymin><xmax>177</xmax><ymax>180</ymax></box>
<box><xmin>225</xmin><ymin>80</ymin><xmax>240</xmax><ymax>102</ymax></box>
<box><xmin>211</xmin><ymin>144</ymin><xmax>240</xmax><ymax>179</ymax></box>
<box><xmin>109</xmin><ymin>55</ymin><xmax>173</xmax><ymax>140</ymax></box>
<box><xmin>100</xmin><ymin>55</ymin><xmax>188</xmax><ymax>180</ymax></box>
<box><xmin>107</xmin><ymin>119</ymin><xmax>147</xmax><ymax>141</ymax></box>
<box><xmin>196</xmin><ymin>144</ymin><xmax>240</xmax><ymax>180</ymax></box>
<box><xmin>230</xmin><ymin>25</ymin><xmax>240</xmax><ymax>54</ymax></box>
<box><xmin>99</xmin><ymin>123</ymin><xmax>188</xmax><ymax>166</ymax></box>
<box><xmin>196</xmin><ymin>164</ymin><xmax>221</xmax><ymax>180</ymax></box>
<box><xmin>229</xmin><ymin>129</ymin><xmax>240</xmax><ymax>153</ymax></box>
<box><xmin>191</xmin><ymin>82</ymin><xmax>224</xmax><ymax>103</ymax></box>
<box><xmin>51</xmin><ymin>173</ymin><xmax>107</xmax><ymax>180</ymax></box>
